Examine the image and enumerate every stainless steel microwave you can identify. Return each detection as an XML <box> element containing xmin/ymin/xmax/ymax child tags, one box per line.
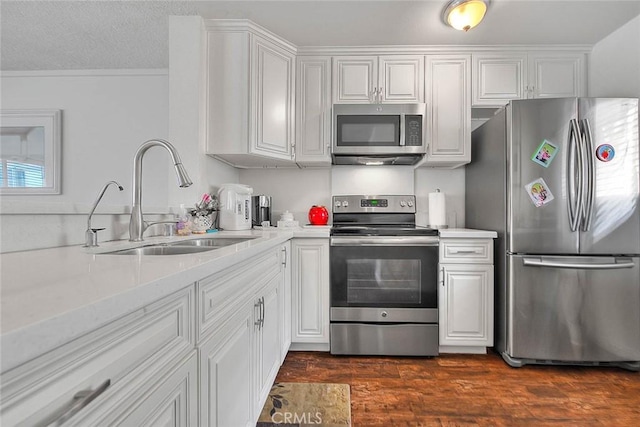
<box><xmin>332</xmin><ymin>103</ymin><xmax>426</xmax><ymax>165</ymax></box>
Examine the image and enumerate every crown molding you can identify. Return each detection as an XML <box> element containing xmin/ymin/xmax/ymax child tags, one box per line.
<box><xmin>0</xmin><ymin>69</ymin><xmax>168</xmax><ymax>78</ymax></box>
<box><xmin>296</xmin><ymin>44</ymin><xmax>592</xmax><ymax>56</ymax></box>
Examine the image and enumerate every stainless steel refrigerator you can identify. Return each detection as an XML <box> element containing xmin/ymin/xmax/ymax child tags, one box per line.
<box><xmin>466</xmin><ymin>98</ymin><xmax>640</xmax><ymax>370</ymax></box>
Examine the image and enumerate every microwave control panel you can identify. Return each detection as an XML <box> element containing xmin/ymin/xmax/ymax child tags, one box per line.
<box><xmin>404</xmin><ymin>115</ymin><xmax>423</xmax><ymax>146</ymax></box>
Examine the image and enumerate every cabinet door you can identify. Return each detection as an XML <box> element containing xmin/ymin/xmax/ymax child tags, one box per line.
<box><xmin>528</xmin><ymin>53</ymin><xmax>585</xmax><ymax>99</ymax></box>
<box><xmin>113</xmin><ymin>353</ymin><xmax>199</xmax><ymax>427</ymax></box>
<box><xmin>378</xmin><ymin>55</ymin><xmax>425</xmax><ymax>103</ymax></box>
<box><xmin>252</xmin><ymin>36</ymin><xmax>295</xmax><ymax>160</ymax></box>
<box><xmin>254</xmin><ymin>276</ymin><xmax>282</xmax><ymax>419</ymax></box>
<box><xmin>295</xmin><ymin>56</ymin><xmax>332</xmax><ymax>166</ymax></box>
<box><xmin>200</xmin><ymin>304</ymin><xmax>253</xmax><ymax>427</ymax></box>
<box><xmin>472</xmin><ymin>53</ymin><xmax>527</xmax><ymax>106</ymax></box>
<box><xmin>423</xmin><ymin>55</ymin><xmax>471</xmax><ymax>167</ymax></box>
<box><xmin>439</xmin><ymin>264</ymin><xmax>494</xmax><ymax>347</ymax></box>
<box><xmin>280</xmin><ymin>242</ymin><xmax>292</xmax><ymax>362</ymax></box>
<box><xmin>291</xmin><ymin>239</ymin><xmax>330</xmax><ymax>345</ymax></box>
<box><xmin>332</xmin><ymin>56</ymin><xmax>378</xmax><ymax>103</ymax></box>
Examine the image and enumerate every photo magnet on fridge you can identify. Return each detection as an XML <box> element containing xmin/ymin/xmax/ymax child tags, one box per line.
<box><xmin>525</xmin><ymin>177</ymin><xmax>555</xmax><ymax>207</ymax></box>
<box><xmin>531</xmin><ymin>140</ymin><xmax>559</xmax><ymax>168</ymax></box>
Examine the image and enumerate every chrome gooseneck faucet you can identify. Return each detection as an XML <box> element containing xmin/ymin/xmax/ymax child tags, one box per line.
<box><xmin>129</xmin><ymin>139</ymin><xmax>193</xmax><ymax>242</ymax></box>
<box><xmin>85</xmin><ymin>180</ymin><xmax>124</xmax><ymax>247</ymax></box>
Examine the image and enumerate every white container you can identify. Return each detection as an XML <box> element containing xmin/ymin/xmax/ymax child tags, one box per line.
<box><xmin>218</xmin><ymin>184</ymin><xmax>253</xmax><ymax>230</ymax></box>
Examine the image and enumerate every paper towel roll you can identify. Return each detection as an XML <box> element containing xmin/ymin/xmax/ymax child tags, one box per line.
<box><xmin>428</xmin><ymin>190</ymin><xmax>447</xmax><ymax>228</ymax></box>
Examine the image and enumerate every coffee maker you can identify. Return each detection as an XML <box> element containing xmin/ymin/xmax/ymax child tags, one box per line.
<box><xmin>252</xmin><ymin>195</ymin><xmax>272</xmax><ymax>226</ymax></box>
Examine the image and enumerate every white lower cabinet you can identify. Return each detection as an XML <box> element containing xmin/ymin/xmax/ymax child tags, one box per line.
<box><xmin>439</xmin><ymin>238</ymin><xmax>495</xmax><ymax>353</ymax></box>
<box><xmin>253</xmin><ymin>275</ymin><xmax>283</xmax><ymax>418</ymax></box>
<box><xmin>1</xmin><ymin>239</ymin><xmax>318</xmax><ymax>427</ymax></box>
<box><xmin>291</xmin><ymin>239</ymin><xmax>330</xmax><ymax>350</ymax></box>
<box><xmin>80</xmin><ymin>352</ymin><xmax>199</xmax><ymax>426</ymax></box>
<box><xmin>199</xmin><ymin>303</ymin><xmax>253</xmax><ymax>427</ymax></box>
<box><xmin>280</xmin><ymin>241</ymin><xmax>292</xmax><ymax>362</ymax></box>
<box><xmin>0</xmin><ymin>286</ymin><xmax>196</xmax><ymax>426</ymax></box>
<box><xmin>197</xmin><ymin>244</ymin><xmax>285</xmax><ymax>426</ymax></box>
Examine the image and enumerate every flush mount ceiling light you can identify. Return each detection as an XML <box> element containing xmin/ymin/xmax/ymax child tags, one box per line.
<box><xmin>443</xmin><ymin>0</ymin><xmax>488</xmax><ymax>32</ymax></box>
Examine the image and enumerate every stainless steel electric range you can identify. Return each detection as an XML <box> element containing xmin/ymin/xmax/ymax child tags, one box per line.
<box><xmin>329</xmin><ymin>195</ymin><xmax>439</xmax><ymax>356</ymax></box>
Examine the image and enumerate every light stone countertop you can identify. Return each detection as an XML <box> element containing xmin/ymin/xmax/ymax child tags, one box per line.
<box><xmin>438</xmin><ymin>228</ymin><xmax>498</xmax><ymax>239</ymax></box>
<box><xmin>0</xmin><ymin>227</ymin><xmax>329</xmax><ymax>372</ymax></box>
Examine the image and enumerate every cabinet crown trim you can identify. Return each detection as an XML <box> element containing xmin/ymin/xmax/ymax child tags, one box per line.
<box><xmin>204</xmin><ymin>19</ymin><xmax>297</xmax><ymax>54</ymax></box>
<box><xmin>297</xmin><ymin>45</ymin><xmax>591</xmax><ymax>56</ymax></box>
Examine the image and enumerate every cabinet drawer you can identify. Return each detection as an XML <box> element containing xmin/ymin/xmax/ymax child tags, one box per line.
<box><xmin>198</xmin><ymin>246</ymin><xmax>282</xmax><ymax>341</ymax></box>
<box><xmin>0</xmin><ymin>286</ymin><xmax>195</xmax><ymax>427</ymax></box>
<box><xmin>440</xmin><ymin>239</ymin><xmax>493</xmax><ymax>264</ymax></box>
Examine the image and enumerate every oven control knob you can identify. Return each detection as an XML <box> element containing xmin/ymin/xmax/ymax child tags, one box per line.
<box><xmin>343</xmin><ymin>201</ymin><xmax>349</xmax><ymax>208</ymax></box>
<box><xmin>381</xmin><ymin>311</ymin><xmax>388</xmax><ymax>318</ymax></box>
<box><xmin>407</xmin><ymin>200</ymin><xmax>414</xmax><ymax>207</ymax></box>
<box><xmin>335</xmin><ymin>201</ymin><xmax>342</xmax><ymax>208</ymax></box>
<box><xmin>400</xmin><ymin>200</ymin><xmax>406</xmax><ymax>207</ymax></box>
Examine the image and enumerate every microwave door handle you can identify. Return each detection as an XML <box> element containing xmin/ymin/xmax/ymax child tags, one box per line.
<box><xmin>399</xmin><ymin>113</ymin><xmax>405</xmax><ymax>146</ymax></box>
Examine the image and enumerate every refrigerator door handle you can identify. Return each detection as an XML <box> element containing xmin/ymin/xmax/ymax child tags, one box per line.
<box><xmin>523</xmin><ymin>257</ymin><xmax>635</xmax><ymax>270</ymax></box>
<box><xmin>568</xmin><ymin>119</ymin><xmax>583</xmax><ymax>232</ymax></box>
<box><xmin>580</xmin><ymin>119</ymin><xmax>596</xmax><ymax>231</ymax></box>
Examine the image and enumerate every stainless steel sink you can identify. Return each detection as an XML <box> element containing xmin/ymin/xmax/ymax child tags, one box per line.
<box><xmin>100</xmin><ymin>237</ymin><xmax>256</xmax><ymax>255</ymax></box>
<box><xmin>105</xmin><ymin>245</ymin><xmax>216</xmax><ymax>256</ymax></box>
<box><xmin>169</xmin><ymin>237</ymin><xmax>255</xmax><ymax>247</ymax></box>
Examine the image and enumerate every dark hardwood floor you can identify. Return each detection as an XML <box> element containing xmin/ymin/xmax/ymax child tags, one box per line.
<box><xmin>274</xmin><ymin>351</ymin><xmax>640</xmax><ymax>426</ymax></box>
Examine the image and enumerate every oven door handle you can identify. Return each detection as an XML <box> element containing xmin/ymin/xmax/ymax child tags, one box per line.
<box><xmin>330</xmin><ymin>236</ymin><xmax>439</xmax><ymax>246</ymax></box>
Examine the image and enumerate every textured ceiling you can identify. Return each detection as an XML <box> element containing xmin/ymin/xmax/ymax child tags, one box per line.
<box><xmin>1</xmin><ymin>0</ymin><xmax>640</xmax><ymax>71</ymax></box>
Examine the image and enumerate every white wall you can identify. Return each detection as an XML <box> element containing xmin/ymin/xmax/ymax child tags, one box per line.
<box><xmin>0</xmin><ymin>70</ymin><xmax>174</xmax><ymax>252</ymax></box>
<box><xmin>415</xmin><ymin>167</ymin><xmax>465</xmax><ymax>228</ymax></box>
<box><xmin>590</xmin><ymin>15</ymin><xmax>640</xmax><ymax>98</ymax></box>
<box><xmin>239</xmin><ymin>168</ymin><xmax>331</xmax><ymax>224</ymax></box>
<box><xmin>168</xmin><ymin>16</ymin><xmax>239</xmax><ymax>207</ymax></box>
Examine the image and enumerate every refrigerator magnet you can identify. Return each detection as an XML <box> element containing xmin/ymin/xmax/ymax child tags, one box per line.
<box><xmin>531</xmin><ymin>140</ymin><xmax>559</xmax><ymax>168</ymax></box>
<box><xmin>525</xmin><ymin>178</ymin><xmax>555</xmax><ymax>207</ymax></box>
<box><xmin>596</xmin><ymin>144</ymin><xmax>615</xmax><ymax>162</ymax></box>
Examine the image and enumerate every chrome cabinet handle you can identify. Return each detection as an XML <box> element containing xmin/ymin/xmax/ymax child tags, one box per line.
<box><xmin>281</xmin><ymin>247</ymin><xmax>287</xmax><ymax>267</ymax></box>
<box><xmin>260</xmin><ymin>296</ymin><xmax>265</xmax><ymax>328</ymax></box>
<box><xmin>450</xmin><ymin>249</ymin><xmax>482</xmax><ymax>254</ymax></box>
<box><xmin>47</xmin><ymin>379</ymin><xmax>111</xmax><ymax>426</ymax></box>
<box><xmin>377</xmin><ymin>87</ymin><xmax>383</xmax><ymax>103</ymax></box>
<box><xmin>254</xmin><ymin>299</ymin><xmax>262</xmax><ymax>329</ymax></box>
<box><xmin>439</xmin><ymin>266</ymin><xmax>445</xmax><ymax>287</ymax></box>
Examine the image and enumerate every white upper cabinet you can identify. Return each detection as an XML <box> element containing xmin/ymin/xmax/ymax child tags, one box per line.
<box><xmin>472</xmin><ymin>53</ymin><xmax>527</xmax><ymax>106</ymax></box>
<box><xmin>472</xmin><ymin>51</ymin><xmax>586</xmax><ymax>106</ymax></box>
<box><xmin>527</xmin><ymin>53</ymin><xmax>585</xmax><ymax>99</ymax></box>
<box><xmin>379</xmin><ymin>56</ymin><xmax>425</xmax><ymax>103</ymax></box>
<box><xmin>332</xmin><ymin>55</ymin><xmax>424</xmax><ymax>104</ymax></box>
<box><xmin>205</xmin><ymin>20</ymin><xmax>296</xmax><ymax>168</ymax></box>
<box><xmin>420</xmin><ymin>54</ymin><xmax>471</xmax><ymax>168</ymax></box>
<box><xmin>295</xmin><ymin>56</ymin><xmax>332</xmax><ymax>166</ymax></box>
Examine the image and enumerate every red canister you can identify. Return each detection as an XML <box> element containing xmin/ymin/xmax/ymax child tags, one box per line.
<box><xmin>308</xmin><ymin>205</ymin><xmax>329</xmax><ymax>225</ymax></box>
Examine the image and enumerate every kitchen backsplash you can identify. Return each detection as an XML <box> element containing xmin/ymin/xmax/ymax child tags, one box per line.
<box><xmin>238</xmin><ymin>166</ymin><xmax>464</xmax><ymax>227</ymax></box>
